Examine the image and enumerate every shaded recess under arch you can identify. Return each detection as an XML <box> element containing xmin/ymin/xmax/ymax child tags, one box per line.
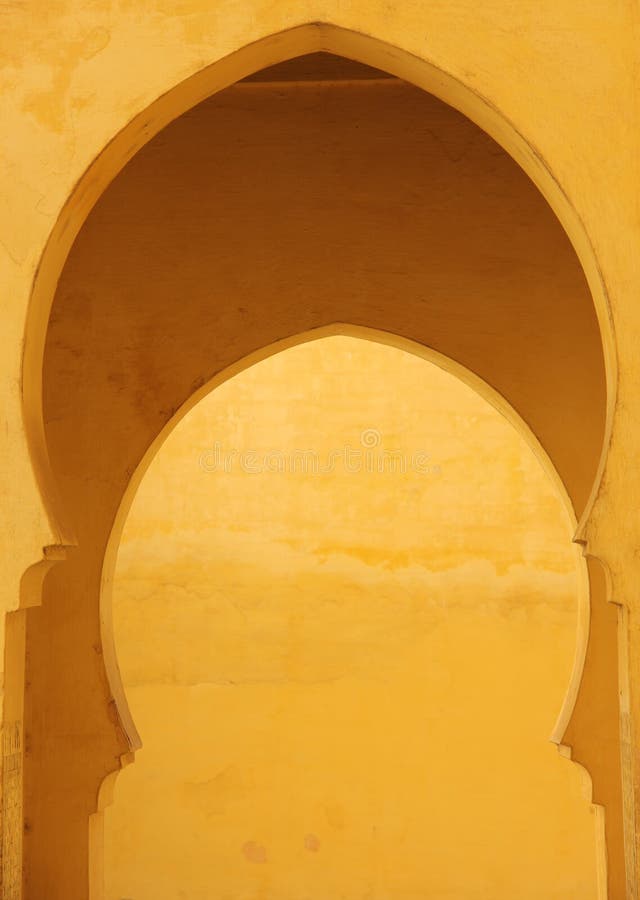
<box><xmin>23</xmin><ymin>25</ymin><xmax>616</xmax><ymax>544</ymax></box>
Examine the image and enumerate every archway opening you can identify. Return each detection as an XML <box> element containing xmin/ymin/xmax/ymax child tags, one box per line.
<box><xmin>23</xmin><ymin>44</ymin><xmax>619</xmax><ymax>900</ymax></box>
<box><xmin>104</xmin><ymin>334</ymin><xmax>603</xmax><ymax>899</ymax></box>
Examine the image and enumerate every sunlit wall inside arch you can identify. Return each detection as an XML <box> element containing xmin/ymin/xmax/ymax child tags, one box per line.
<box><xmin>105</xmin><ymin>335</ymin><xmax>601</xmax><ymax>900</ymax></box>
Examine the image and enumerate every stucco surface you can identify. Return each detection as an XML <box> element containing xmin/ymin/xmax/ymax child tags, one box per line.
<box><xmin>1</xmin><ymin>2</ymin><xmax>638</xmax><ymax>895</ymax></box>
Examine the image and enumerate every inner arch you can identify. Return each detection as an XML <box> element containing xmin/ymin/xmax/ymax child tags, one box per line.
<box><xmin>104</xmin><ymin>334</ymin><xmax>602</xmax><ymax>899</ymax></box>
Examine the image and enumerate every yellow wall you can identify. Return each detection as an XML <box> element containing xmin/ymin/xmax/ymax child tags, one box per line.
<box><xmin>106</xmin><ymin>337</ymin><xmax>601</xmax><ymax>900</ymax></box>
<box><xmin>2</xmin><ymin>1</ymin><xmax>639</xmax><ymax>894</ymax></box>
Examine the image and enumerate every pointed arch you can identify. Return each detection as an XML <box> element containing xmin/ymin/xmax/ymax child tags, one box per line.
<box><xmin>100</xmin><ymin>322</ymin><xmax>589</xmax><ymax>777</ymax></box>
<box><xmin>22</xmin><ymin>23</ymin><xmax>615</xmax><ymax>548</ymax></box>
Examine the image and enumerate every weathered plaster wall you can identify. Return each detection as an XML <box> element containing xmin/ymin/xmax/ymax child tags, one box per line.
<box><xmin>23</xmin><ymin>70</ymin><xmax>618</xmax><ymax>899</ymax></box>
<box><xmin>0</xmin><ymin>10</ymin><xmax>638</xmax><ymax>900</ymax></box>
<box><xmin>106</xmin><ymin>337</ymin><xmax>601</xmax><ymax>900</ymax></box>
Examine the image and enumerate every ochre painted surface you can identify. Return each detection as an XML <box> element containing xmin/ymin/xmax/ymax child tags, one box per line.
<box><xmin>1</xmin><ymin>1</ymin><xmax>637</xmax><ymax>894</ymax></box>
<box><xmin>105</xmin><ymin>338</ymin><xmax>601</xmax><ymax>900</ymax></box>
